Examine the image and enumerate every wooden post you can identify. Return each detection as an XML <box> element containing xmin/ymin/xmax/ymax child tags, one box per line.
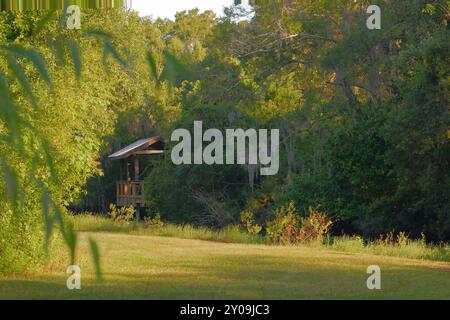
<box><xmin>119</xmin><ymin>159</ymin><xmax>123</xmax><ymax>181</ymax></box>
<box><xmin>134</xmin><ymin>157</ymin><xmax>140</xmax><ymax>181</ymax></box>
<box><xmin>126</xmin><ymin>159</ymin><xmax>131</xmax><ymax>181</ymax></box>
<box><xmin>134</xmin><ymin>156</ymin><xmax>141</xmax><ymax>220</ymax></box>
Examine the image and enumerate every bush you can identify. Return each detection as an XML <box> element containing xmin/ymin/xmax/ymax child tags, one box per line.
<box><xmin>144</xmin><ymin>213</ymin><xmax>165</xmax><ymax>228</ymax></box>
<box><xmin>265</xmin><ymin>202</ymin><xmax>333</xmax><ymax>245</ymax></box>
<box><xmin>298</xmin><ymin>207</ymin><xmax>333</xmax><ymax>243</ymax></box>
<box><xmin>240</xmin><ymin>210</ymin><xmax>262</xmax><ymax>236</ymax></box>
<box><xmin>265</xmin><ymin>202</ymin><xmax>299</xmax><ymax>245</ymax></box>
<box><xmin>109</xmin><ymin>204</ymin><xmax>135</xmax><ymax>224</ymax></box>
<box><xmin>0</xmin><ymin>203</ymin><xmax>64</xmax><ymax>276</ymax></box>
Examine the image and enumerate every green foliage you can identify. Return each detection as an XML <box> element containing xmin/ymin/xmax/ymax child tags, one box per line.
<box><xmin>108</xmin><ymin>204</ymin><xmax>135</xmax><ymax>224</ymax></box>
<box><xmin>240</xmin><ymin>210</ymin><xmax>262</xmax><ymax>235</ymax></box>
<box><xmin>266</xmin><ymin>202</ymin><xmax>300</xmax><ymax>245</ymax></box>
<box><xmin>300</xmin><ymin>207</ymin><xmax>334</xmax><ymax>243</ymax></box>
<box><xmin>2</xmin><ymin>0</ymin><xmax>449</xmax><ymax>277</ymax></box>
<box><xmin>247</xmin><ymin>0</ymin><xmax>450</xmax><ymax>241</ymax></box>
<box><xmin>0</xmin><ymin>1</ymin><xmax>128</xmax><ymax>11</ymax></box>
<box><xmin>265</xmin><ymin>202</ymin><xmax>333</xmax><ymax>245</ymax></box>
<box><xmin>144</xmin><ymin>213</ymin><xmax>164</xmax><ymax>228</ymax></box>
<box><xmin>0</xmin><ymin>8</ymin><xmax>141</xmax><ymax>274</ymax></box>
<box><xmin>144</xmin><ymin>104</ymin><xmax>252</xmax><ymax>228</ymax></box>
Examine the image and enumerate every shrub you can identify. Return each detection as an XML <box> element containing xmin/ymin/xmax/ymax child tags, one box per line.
<box><xmin>298</xmin><ymin>207</ymin><xmax>334</xmax><ymax>243</ymax></box>
<box><xmin>265</xmin><ymin>202</ymin><xmax>333</xmax><ymax>245</ymax></box>
<box><xmin>0</xmin><ymin>203</ymin><xmax>64</xmax><ymax>276</ymax></box>
<box><xmin>144</xmin><ymin>213</ymin><xmax>165</xmax><ymax>228</ymax></box>
<box><xmin>240</xmin><ymin>210</ymin><xmax>262</xmax><ymax>236</ymax></box>
<box><xmin>245</xmin><ymin>191</ymin><xmax>275</xmax><ymax>226</ymax></box>
<box><xmin>265</xmin><ymin>202</ymin><xmax>300</xmax><ymax>245</ymax></box>
<box><xmin>109</xmin><ymin>204</ymin><xmax>135</xmax><ymax>224</ymax></box>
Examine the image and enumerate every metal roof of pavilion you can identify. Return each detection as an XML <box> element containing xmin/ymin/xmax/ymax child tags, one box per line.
<box><xmin>108</xmin><ymin>136</ymin><xmax>164</xmax><ymax>160</ymax></box>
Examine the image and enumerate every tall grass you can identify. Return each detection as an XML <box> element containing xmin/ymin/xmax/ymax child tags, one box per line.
<box><xmin>71</xmin><ymin>214</ymin><xmax>450</xmax><ymax>262</ymax></box>
<box><xmin>327</xmin><ymin>235</ymin><xmax>450</xmax><ymax>262</ymax></box>
<box><xmin>71</xmin><ymin>214</ymin><xmax>264</xmax><ymax>245</ymax></box>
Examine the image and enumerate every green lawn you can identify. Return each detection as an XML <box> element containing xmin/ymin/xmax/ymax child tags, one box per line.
<box><xmin>1</xmin><ymin>232</ymin><xmax>449</xmax><ymax>300</ymax></box>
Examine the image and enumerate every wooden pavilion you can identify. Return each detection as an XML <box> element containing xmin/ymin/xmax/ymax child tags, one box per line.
<box><xmin>108</xmin><ymin>136</ymin><xmax>164</xmax><ymax>218</ymax></box>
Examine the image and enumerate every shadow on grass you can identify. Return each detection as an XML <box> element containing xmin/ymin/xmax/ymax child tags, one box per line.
<box><xmin>1</xmin><ymin>252</ymin><xmax>449</xmax><ymax>300</ymax></box>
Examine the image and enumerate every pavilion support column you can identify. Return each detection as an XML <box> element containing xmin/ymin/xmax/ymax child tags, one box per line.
<box><xmin>126</xmin><ymin>159</ymin><xmax>131</xmax><ymax>181</ymax></box>
<box><xmin>134</xmin><ymin>157</ymin><xmax>140</xmax><ymax>181</ymax></box>
<box><xmin>134</xmin><ymin>156</ymin><xmax>141</xmax><ymax>221</ymax></box>
<box><xmin>119</xmin><ymin>160</ymin><xmax>123</xmax><ymax>181</ymax></box>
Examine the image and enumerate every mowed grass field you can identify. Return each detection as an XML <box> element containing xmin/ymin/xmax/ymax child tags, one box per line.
<box><xmin>1</xmin><ymin>232</ymin><xmax>449</xmax><ymax>300</ymax></box>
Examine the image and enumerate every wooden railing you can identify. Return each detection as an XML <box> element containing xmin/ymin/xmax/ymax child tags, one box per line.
<box><xmin>116</xmin><ymin>181</ymin><xmax>145</xmax><ymax>207</ymax></box>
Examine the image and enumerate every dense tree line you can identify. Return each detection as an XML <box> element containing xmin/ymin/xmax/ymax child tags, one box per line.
<box><xmin>143</xmin><ymin>0</ymin><xmax>449</xmax><ymax>241</ymax></box>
